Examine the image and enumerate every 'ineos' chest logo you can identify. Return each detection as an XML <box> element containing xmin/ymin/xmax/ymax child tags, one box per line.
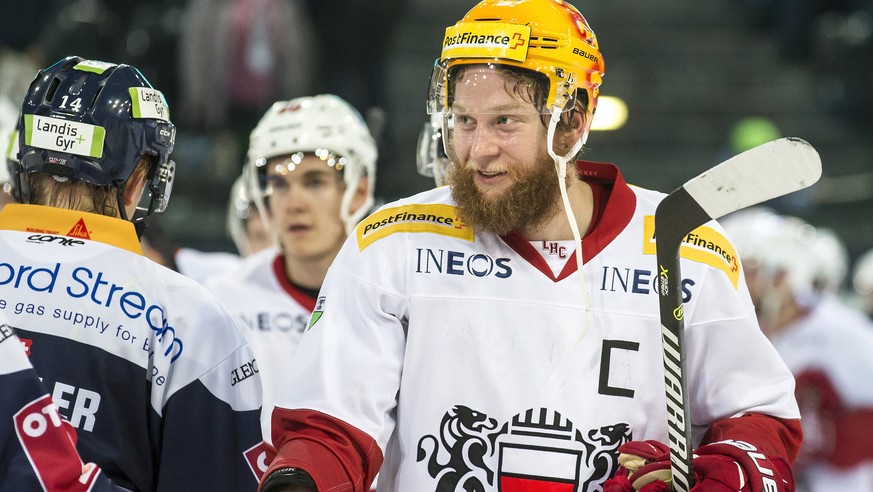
<box><xmin>415</xmin><ymin>248</ymin><xmax>512</xmax><ymax>278</ymax></box>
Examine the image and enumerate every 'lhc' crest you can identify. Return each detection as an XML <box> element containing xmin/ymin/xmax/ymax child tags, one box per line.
<box><xmin>417</xmin><ymin>405</ymin><xmax>630</xmax><ymax>492</ymax></box>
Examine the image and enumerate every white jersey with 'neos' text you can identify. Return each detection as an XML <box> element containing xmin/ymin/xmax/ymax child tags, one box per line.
<box><xmin>205</xmin><ymin>247</ymin><xmax>314</xmax><ymax>441</ymax></box>
<box><xmin>265</xmin><ymin>161</ymin><xmax>801</xmax><ymax>492</ymax></box>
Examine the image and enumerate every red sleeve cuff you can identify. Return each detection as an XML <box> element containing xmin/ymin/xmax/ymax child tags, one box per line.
<box><xmin>260</xmin><ymin>408</ymin><xmax>382</xmax><ymax>492</ymax></box>
<box><xmin>702</xmin><ymin>413</ymin><xmax>803</xmax><ymax>463</ymax></box>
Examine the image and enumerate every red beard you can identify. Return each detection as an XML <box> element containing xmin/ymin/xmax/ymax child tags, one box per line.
<box><xmin>448</xmin><ymin>155</ymin><xmax>563</xmax><ymax>236</ymax></box>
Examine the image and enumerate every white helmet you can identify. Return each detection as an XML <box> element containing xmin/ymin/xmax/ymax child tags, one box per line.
<box><xmin>720</xmin><ymin>207</ymin><xmax>786</xmax><ymax>268</ymax></box>
<box><xmin>416</xmin><ymin>113</ymin><xmax>451</xmax><ymax>187</ymax></box>
<box><xmin>809</xmin><ymin>227</ymin><xmax>848</xmax><ymax>294</ymax></box>
<box><xmin>246</xmin><ymin>94</ymin><xmax>377</xmax><ymax>233</ymax></box>
<box><xmin>755</xmin><ymin>218</ymin><xmax>824</xmax><ymax>307</ymax></box>
<box><xmin>226</xmin><ymin>169</ymin><xmax>259</xmax><ymax>256</ymax></box>
<box><xmin>853</xmin><ymin>248</ymin><xmax>873</xmax><ymax>297</ymax></box>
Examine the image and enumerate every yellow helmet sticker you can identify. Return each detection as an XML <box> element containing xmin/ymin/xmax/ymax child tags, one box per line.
<box><xmin>442</xmin><ymin>22</ymin><xmax>531</xmax><ymax>63</ymax></box>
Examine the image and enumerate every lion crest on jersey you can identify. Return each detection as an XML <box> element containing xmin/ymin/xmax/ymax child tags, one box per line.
<box><xmin>417</xmin><ymin>405</ymin><xmax>630</xmax><ymax>491</ymax></box>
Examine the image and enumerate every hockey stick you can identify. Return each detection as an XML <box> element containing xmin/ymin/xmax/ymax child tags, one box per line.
<box><xmin>654</xmin><ymin>137</ymin><xmax>821</xmax><ymax>492</ymax></box>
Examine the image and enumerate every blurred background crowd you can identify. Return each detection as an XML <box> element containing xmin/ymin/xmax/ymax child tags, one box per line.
<box><xmin>1</xmin><ymin>0</ymin><xmax>872</xmax><ymax>299</ymax></box>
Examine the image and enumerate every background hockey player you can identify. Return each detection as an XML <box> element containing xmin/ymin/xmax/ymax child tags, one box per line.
<box><xmin>205</xmin><ymin>94</ymin><xmax>377</xmax><ymax>442</ymax></box>
<box><xmin>2</xmin><ymin>55</ymin><xmax>266</xmax><ymax>490</ymax></box>
<box><xmin>259</xmin><ymin>1</ymin><xmax>802</xmax><ymax>491</ymax></box>
<box><xmin>226</xmin><ymin>168</ymin><xmax>273</xmax><ymax>258</ymax></box>
<box><xmin>724</xmin><ymin>211</ymin><xmax>873</xmax><ymax>491</ymax></box>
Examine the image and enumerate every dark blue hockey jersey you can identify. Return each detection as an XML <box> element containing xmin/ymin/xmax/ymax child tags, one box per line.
<box><xmin>0</xmin><ymin>204</ymin><xmax>267</xmax><ymax>491</ymax></box>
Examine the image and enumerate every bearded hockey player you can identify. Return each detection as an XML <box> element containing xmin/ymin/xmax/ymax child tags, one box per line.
<box><xmin>260</xmin><ymin>1</ymin><xmax>802</xmax><ymax>491</ymax></box>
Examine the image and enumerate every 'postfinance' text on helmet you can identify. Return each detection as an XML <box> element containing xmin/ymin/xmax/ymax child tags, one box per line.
<box><xmin>16</xmin><ymin>56</ymin><xmax>176</xmax><ymax>232</ymax></box>
<box><xmin>429</xmin><ymin>0</ymin><xmax>604</xmax><ymax>128</ymax></box>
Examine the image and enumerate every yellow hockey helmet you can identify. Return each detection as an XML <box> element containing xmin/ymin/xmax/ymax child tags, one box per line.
<box><xmin>429</xmin><ymin>0</ymin><xmax>604</xmax><ymax>122</ymax></box>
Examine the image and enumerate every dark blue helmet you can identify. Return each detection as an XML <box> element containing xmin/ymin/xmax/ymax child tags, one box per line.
<box><xmin>16</xmin><ymin>55</ymin><xmax>175</xmax><ymax>232</ymax></box>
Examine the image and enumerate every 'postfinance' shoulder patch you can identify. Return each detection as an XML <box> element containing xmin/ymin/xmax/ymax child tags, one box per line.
<box><xmin>356</xmin><ymin>204</ymin><xmax>473</xmax><ymax>251</ymax></box>
<box><xmin>643</xmin><ymin>215</ymin><xmax>741</xmax><ymax>289</ymax></box>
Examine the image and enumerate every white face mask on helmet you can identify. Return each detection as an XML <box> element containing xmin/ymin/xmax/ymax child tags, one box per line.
<box><xmin>246</xmin><ymin>94</ymin><xmax>378</xmax><ymax>234</ymax></box>
<box><xmin>226</xmin><ymin>169</ymin><xmax>259</xmax><ymax>256</ymax></box>
<box><xmin>416</xmin><ymin>112</ymin><xmax>451</xmax><ymax>187</ymax></box>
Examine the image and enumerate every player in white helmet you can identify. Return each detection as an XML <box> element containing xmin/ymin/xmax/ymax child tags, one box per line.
<box><xmin>747</xmin><ymin>217</ymin><xmax>873</xmax><ymax>491</ymax></box>
<box><xmin>204</xmin><ymin>94</ymin><xmax>377</xmax><ymax>442</ymax></box>
<box><xmin>721</xmin><ymin>207</ymin><xmax>791</xmax><ymax>314</ymax></box>
<box><xmin>226</xmin><ymin>168</ymin><xmax>272</xmax><ymax>257</ymax></box>
<box><xmin>852</xmin><ymin>248</ymin><xmax>873</xmax><ymax>319</ymax></box>
<box><xmin>261</xmin><ymin>1</ymin><xmax>800</xmax><ymax>491</ymax></box>
<box><xmin>1</xmin><ymin>55</ymin><xmax>265</xmax><ymax>490</ymax></box>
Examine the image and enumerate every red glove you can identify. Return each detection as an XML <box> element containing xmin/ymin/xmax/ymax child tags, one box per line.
<box><xmin>603</xmin><ymin>439</ymin><xmax>791</xmax><ymax>492</ymax></box>
<box><xmin>603</xmin><ymin>441</ymin><xmax>671</xmax><ymax>492</ymax></box>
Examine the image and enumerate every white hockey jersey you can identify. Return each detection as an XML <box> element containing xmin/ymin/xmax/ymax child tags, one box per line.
<box><xmin>204</xmin><ymin>247</ymin><xmax>313</xmax><ymax>441</ymax></box>
<box><xmin>769</xmin><ymin>294</ymin><xmax>873</xmax><ymax>491</ymax></box>
<box><xmin>266</xmin><ymin>161</ymin><xmax>801</xmax><ymax>492</ymax></box>
<box><xmin>175</xmin><ymin>247</ymin><xmax>242</xmax><ymax>284</ymax></box>
<box><xmin>0</xmin><ymin>204</ymin><xmax>266</xmax><ymax>491</ymax></box>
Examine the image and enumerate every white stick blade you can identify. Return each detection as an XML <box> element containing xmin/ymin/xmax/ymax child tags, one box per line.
<box><xmin>683</xmin><ymin>137</ymin><xmax>822</xmax><ymax>220</ymax></box>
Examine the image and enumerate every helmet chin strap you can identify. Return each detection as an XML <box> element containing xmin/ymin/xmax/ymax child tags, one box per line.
<box><xmin>547</xmin><ymin>107</ymin><xmax>591</xmax><ymax>332</ymax></box>
<box><xmin>340</xmin><ymin>172</ymin><xmax>373</xmax><ymax>235</ymax></box>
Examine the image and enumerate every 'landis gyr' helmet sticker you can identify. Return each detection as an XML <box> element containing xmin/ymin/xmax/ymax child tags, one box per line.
<box><xmin>417</xmin><ymin>406</ymin><xmax>630</xmax><ymax>491</ymax></box>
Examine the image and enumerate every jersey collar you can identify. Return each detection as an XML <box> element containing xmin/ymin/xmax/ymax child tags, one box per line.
<box><xmin>502</xmin><ymin>160</ymin><xmax>636</xmax><ymax>281</ymax></box>
<box><xmin>0</xmin><ymin>203</ymin><xmax>143</xmax><ymax>255</ymax></box>
<box><xmin>272</xmin><ymin>255</ymin><xmax>317</xmax><ymax>311</ymax></box>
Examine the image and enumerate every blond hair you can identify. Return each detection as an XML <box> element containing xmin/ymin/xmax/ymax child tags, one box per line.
<box><xmin>25</xmin><ymin>158</ymin><xmax>151</xmax><ymax>218</ymax></box>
